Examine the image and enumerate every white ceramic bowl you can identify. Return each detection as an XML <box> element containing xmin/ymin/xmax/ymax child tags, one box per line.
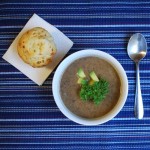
<box><xmin>52</xmin><ymin>49</ymin><xmax>128</xmax><ymax>125</ymax></box>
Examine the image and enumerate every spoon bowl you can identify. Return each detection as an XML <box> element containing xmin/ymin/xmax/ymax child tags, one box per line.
<box><xmin>127</xmin><ymin>33</ymin><xmax>147</xmax><ymax>119</ymax></box>
<box><xmin>127</xmin><ymin>33</ymin><xmax>147</xmax><ymax>62</ymax></box>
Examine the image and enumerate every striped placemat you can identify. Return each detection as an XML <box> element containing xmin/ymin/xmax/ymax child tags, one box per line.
<box><xmin>0</xmin><ymin>0</ymin><xmax>150</xmax><ymax>149</ymax></box>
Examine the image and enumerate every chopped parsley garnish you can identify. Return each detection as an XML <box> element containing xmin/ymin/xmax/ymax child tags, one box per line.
<box><xmin>77</xmin><ymin>68</ymin><xmax>109</xmax><ymax>105</ymax></box>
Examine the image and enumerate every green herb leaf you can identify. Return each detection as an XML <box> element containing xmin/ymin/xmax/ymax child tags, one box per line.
<box><xmin>79</xmin><ymin>79</ymin><xmax>109</xmax><ymax>105</ymax></box>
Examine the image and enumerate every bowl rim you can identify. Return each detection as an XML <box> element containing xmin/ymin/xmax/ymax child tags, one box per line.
<box><xmin>52</xmin><ymin>49</ymin><xmax>128</xmax><ymax>125</ymax></box>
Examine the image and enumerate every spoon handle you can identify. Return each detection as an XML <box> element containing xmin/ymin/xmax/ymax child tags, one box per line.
<box><xmin>134</xmin><ymin>62</ymin><xmax>144</xmax><ymax>119</ymax></box>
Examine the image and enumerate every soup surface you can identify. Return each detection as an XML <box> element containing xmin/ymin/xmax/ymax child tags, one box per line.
<box><xmin>60</xmin><ymin>57</ymin><xmax>121</xmax><ymax>118</ymax></box>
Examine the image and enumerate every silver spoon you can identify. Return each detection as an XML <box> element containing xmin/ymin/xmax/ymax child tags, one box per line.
<box><xmin>127</xmin><ymin>33</ymin><xmax>147</xmax><ymax>119</ymax></box>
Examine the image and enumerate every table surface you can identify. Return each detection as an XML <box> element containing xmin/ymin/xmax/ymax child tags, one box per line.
<box><xmin>0</xmin><ymin>0</ymin><xmax>150</xmax><ymax>150</ymax></box>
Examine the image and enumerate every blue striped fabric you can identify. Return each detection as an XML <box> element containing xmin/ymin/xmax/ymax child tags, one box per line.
<box><xmin>0</xmin><ymin>0</ymin><xmax>150</xmax><ymax>149</ymax></box>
